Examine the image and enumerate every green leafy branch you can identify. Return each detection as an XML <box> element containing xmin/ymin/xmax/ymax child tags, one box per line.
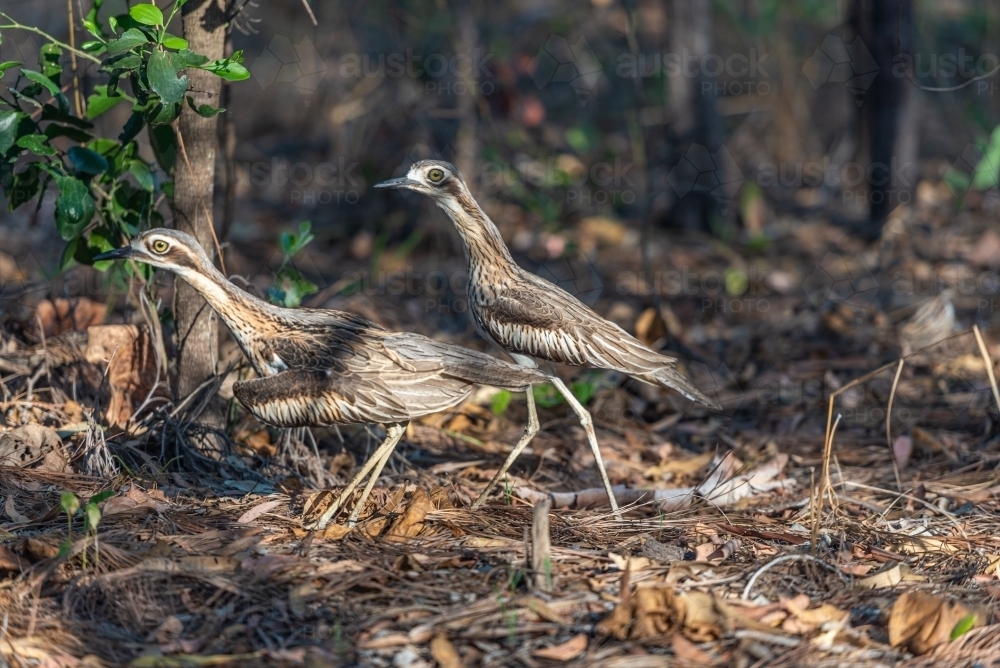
<box><xmin>0</xmin><ymin>0</ymin><xmax>248</xmax><ymax>276</ymax></box>
<box><xmin>268</xmin><ymin>221</ymin><xmax>319</xmax><ymax>308</ymax></box>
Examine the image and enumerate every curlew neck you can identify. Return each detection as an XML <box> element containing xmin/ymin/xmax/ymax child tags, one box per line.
<box><xmin>170</xmin><ymin>256</ymin><xmax>285</xmax><ymax>346</ymax></box>
<box><xmin>433</xmin><ymin>183</ymin><xmax>518</xmax><ymax>274</ymax></box>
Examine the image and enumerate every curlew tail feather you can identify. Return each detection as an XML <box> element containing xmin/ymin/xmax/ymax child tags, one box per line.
<box><xmin>651</xmin><ymin>366</ymin><xmax>722</xmax><ymax>410</ymax></box>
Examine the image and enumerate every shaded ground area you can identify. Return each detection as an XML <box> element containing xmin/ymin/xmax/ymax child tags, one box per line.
<box><xmin>1</xmin><ymin>171</ymin><xmax>1000</xmax><ymax>666</ymax></box>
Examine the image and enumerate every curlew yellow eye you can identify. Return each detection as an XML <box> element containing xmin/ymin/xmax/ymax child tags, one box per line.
<box><xmin>427</xmin><ymin>168</ymin><xmax>444</xmax><ymax>183</ymax></box>
<box><xmin>151</xmin><ymin>239</ymin><xmax>169</xmax><ymax>254</ymax></box>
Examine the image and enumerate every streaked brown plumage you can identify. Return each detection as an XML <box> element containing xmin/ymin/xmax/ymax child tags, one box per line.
<box><xmin>96</xmin><ymin>228</ymin><xmax>548</xmax><ymax>527</ymax></box>
<box><xmin>377</xmin><ymin>160</ymin><xmax>720</xmax><ymax>519</ymax></box>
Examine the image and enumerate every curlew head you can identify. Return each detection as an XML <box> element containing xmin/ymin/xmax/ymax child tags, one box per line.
<box><xmin>94</xmin><ymin>228</ymin><xmax>212</xmax><ymax>276</ymax></box>
<box><xmin>374</xmin><ymin>160</ymin><xmax>467</xmax><ymax>201</ymax></box>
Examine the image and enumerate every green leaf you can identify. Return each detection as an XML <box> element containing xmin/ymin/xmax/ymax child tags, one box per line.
<box><xmin>68</xmin><ymin>147</ymin><xmax>110</xmax><ymax>176</ymax></box>
<box><xmin>106</xmin><ymin>28</ymin><xmax>149</xmax><ymax>56</ymax></box>
<box><xmin>82</xmin><ymin>18</ymin><xmax>102</xmax><ymax>39</ymax></box>
<box><xmin>119</xmin><ymin>111</ymin><xmax>145</xmax><ymax>143</ymax></box>
<box><xmin>185</xmin><ymin>96</ymin><xmax>224</xmax><ymax>118</ymax></box>
<box><xmin>148</xmin><ymin>123</ymin><xmax>176</xmax><ymax>173</ymax></box>
<box><xmin>60</xmin><ymin>237</ymin><xmax>79</xmax><ymax>271</ymax></box>
<box><xmin>129</xmin><ymin>160</ymin><xmax>154</xmax><ymax>191</ymax></box>
<box><xmin>16</xmin><ymin>134</ymin><xmax>56</xmax><ymax>156</ymax></box>
<box><xmin>162</xmin><ymin>35</ymin><xmax>188</xmax><ymax>50</ymax></box>
<box><xmin>170</xmin><ymin>49</ymin><xmax>209</xmax><ymax>69</ymax></box>
<box><xmin>40</xmin><ymin>43</ymin><xmax>63</xmax><ymax>78</ymax></box>
<box><xmin>532</xmin><ymin>383</ymin><xmax>565</xmax><ymax>409</ymax></box>
<box><xmin>86</xmin><ymin>85</ymin><xmax>127</xmax><ymax>119</ymax></box>
<box><xmin>129</xmin><ymin>3</ymin><xmax>164</xmax><ymax>26</ymax></box>
<box><xmin>44</xmin><ymin>124</ymin><xmax>93</xmax><ymax>143</ymax></box>
<box><xmin>570</xmin><ymin>380</ymin><xmax>596</xmax><ymax>405</ymax></box>
<box><xmin>491</xmin><ymin>389</ymin><xmax>512</xmax><ymax>416</ymax></box>
<box><xmin>6</xmin><ymin>166</ymin><xmax>42</xmax><ymax>211</ymax></box>
<box><xmin>0</xmin><ymin>62</ymin><xmax>22</xmax><ymax>78</ymax></box>
<box><xmin>57</xmin><ymin>541</ymin><xmax>72</xmax><ymax>558</ymax></box>
<box><xmin>147</xmin><ymin>49</ymin><xmax>188</xmax><ymax>105</ymax></box>
<box><xmin>55</xmin><ymin>176</ymin><xmax>96</xmax><ymax>240</ymax></box>
<box><xmin>84</xmin><ymin>502</ymin><xmax>101</xmax><ymax>532</ymax></box>
<box><xmin>0</xmin><ymin>110</ymin><xmax>23</xmax><ymax>154</ymax></box>
<box><xmin>41</xmin><ymin>104</ymin><xmax>94</xmax><ymax>128</ymax></box>
<box><xmin>951</xmin><ymin>614</ymin><xmax>977</xmax><ymax>640</ymax></box>
<box><xmin>147</xmin><ymin>101</ymin><xmax>180</xmax><ymax>125</ymax></box>
<box><xmin>198</xmin><ymin>51</ymin><xmax>250</xmax><ymax>81</ymax></box>
<box><xmin>21</xmin><ymin>69</ymin><xmax>62</xmax><ymax>98</ymax></box>
<box><xmin>60</xmin><ymin>492</ymin><xmax>80</xmax><ymax>516</ymax></box>
<box><xmin>89</xmin><ymin>490</ymin><xmax>115</xmax><ymax>505</ymax></box>
<box><xmin>108</xmin><ymin>15</ymin><xmax>120</xmax><ymax>34</ymax></box>
<box><xmin>81</xmin><ymin>41</ymin><xmax>106</xmax><ymax>53</ymax></box>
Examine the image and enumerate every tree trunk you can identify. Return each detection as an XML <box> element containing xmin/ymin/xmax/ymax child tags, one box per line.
<box><xmin>853</xmin><ymin>0</ymin><xmax>915</xmax><ymax>240</ymax></box>
<box><xmin>173</xmin><ymin>0</ymin><xmax>227</xmax><ymax>416</ymax></box>
<box><xmin>666</xmin><ymin>0</ymin><xmax>723</xmax><ymax>231</ymax></box>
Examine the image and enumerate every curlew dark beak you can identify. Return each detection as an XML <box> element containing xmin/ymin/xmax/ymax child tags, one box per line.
<box><xmin>374</xmin><ymin>177</ymin><xmax>420</xmax><ymax>189</ymax></box>
<box><xmin>93</xmin><ymin>247</ymin><xmax>135</xmax><ymax>262</ymax></box>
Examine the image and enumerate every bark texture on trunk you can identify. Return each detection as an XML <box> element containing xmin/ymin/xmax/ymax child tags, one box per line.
<box><xmin>174</xmin><ymin>0</ymin><xmax>227</xmax><ymax>407</ymax></box>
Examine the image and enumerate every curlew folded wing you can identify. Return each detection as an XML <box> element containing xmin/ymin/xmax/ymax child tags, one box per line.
<box><xmin>385</xmin><ymin>332</ymin><xmax>550</xmax><ymax>390</ymax></box>
<box><xmin>476</xmin><ymin>273</ymin><xmax>720</xmax><ymax>408</ymax></box>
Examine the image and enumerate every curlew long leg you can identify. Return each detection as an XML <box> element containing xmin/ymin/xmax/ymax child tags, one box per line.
<box><xmin>549</xmin><ymin>377</ymin><xmax>622</xmax><ymax>521</ymax></box>
<box><xmin>310</xmin><ymin>422</ymin><xmax>407</xmax><ymax>530</ymax></box>
<box><xmin>471</xmin><ymin>388</ymin><xmax>539</xmax><ymax>509</ymax></box>
<box><xmin>347</xmin><ymin>424</ymin><xmax>405</xmax><ymax>527</ymax></box>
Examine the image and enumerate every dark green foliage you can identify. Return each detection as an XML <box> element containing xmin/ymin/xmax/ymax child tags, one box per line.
<box><xmin>0</xmin><ymin>1</ymin><xmax>246</xmax><ymax>271</ymax></box>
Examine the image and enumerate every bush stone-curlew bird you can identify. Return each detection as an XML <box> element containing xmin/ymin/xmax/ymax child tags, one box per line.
<box><xmin>96</xmin><ymin>229</ymin><xmax>549</xmax><ymax>528</ymax></box>
<box><xmin>376</xmin><ymin>160</ymin><xmax>721</xmax><ymax>519</ymax></box>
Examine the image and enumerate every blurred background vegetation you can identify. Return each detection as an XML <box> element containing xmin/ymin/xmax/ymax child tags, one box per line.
<box><xmin>3</xmin><ymin>0</ymin><xmax>1000</xmax><ymax>347</ymax></box>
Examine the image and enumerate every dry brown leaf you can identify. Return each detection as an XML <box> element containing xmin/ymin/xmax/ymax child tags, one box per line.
<box><xmin>857</xmin><ymin>563</ymin><xmax>906</xmax><ymax>589</ymax></box>
<box><xmin>0</xmin><ymin>545</ymin><xmax>22</xmax><ymax>572</ymax></box>
<box><xmin>643</xmin><ymin>450</ymin><xmax>715</xmax><ymax>480</ymax></box>
<box><xmin>671</xmin><ymin>632</ymin><xmax>714</xmax><ymax>665</ymax></box>
<box><xmin>465</xmin><ymin>536</ymin><xmax>513</xmax><ymax>548</ymax></box>
<box><xmin>148</xmin><ymin>616</ymin><xmax>184</xmax><ymax>644</ymax></box>
<box><xmin>693</xmin><ymin>539</ymin><xmax>740</xmax><ymax>563</ymax></box>
<box><xmin>635</xmin><ymin>307</ymin><xmax>669</xmax><ymax>347</ymax></box>
<box><xmin>237</xmin><ymin>499</ymin><xmax>282</xmax><ymax>524</ymax></box>
<box><xmin>358</xmin><ymin>633</ymin><xmax>410</xmax><ymax>650</ymax></box>
<box><xmin>35</xmin><ymin>297</ymin><xmax>105</xmax><ymax>338</ymax></box>
<box><xmin>138</xmin><ymin>556</ymin><xmax>238</xmax><ymax>574</ymax></box>
<box><xmin>911</xmin><ymin>426</ymin><xmax>945</xmax><ymax>456</ymax></box>
<box><xmin>0</xmin><ymin>424</ymin><xmax>65</xmax><ymax>469</ymax></box>
<box><xmin>888</xmin><ymin>591</ymin><xmax>981</xmax><ymax>655</ymax></box>
<box><xmin>241</xmin><ymin>430</ymin><xmax>277</xmax><ymax>458</ymax></box>
<box><xmin>321</xmin><ymin>524</ymin><xmax>352</xmax><ymax>541</ymax></box>
<box><xmin>4</xmin><ymin>496</ymin><xmax>30</xmax><ymax>524</ymax></box>
<box><xmin>533</xmin><ymin>633</ymin><xmax>588</xmax><ymax>661</ymax></box>
<box><xmin>608</xmin><ymin>552</ymin><xmax>652</xmax><ymax>572</ymax></box>
<box><xmin>288</xmin><ymin>582</ymin><xmax>317</xmax><ymax>620</ymax></box>
<box><xmin>386</xmin><ymin>488</ymin><xmax>431</xmax><ymax>541</ymax></box>
<box><xmin>429</xmin><ymin>486</ymin><xmax>454</xmax><ymax>509</ymax></box>
<box><xmin>519</xmin><ymin>596</ymin><xmax>569</xmax><ymax>624</ymax></box>
<box><xmin>430</xmin><ymin>634</ymin><xmax>463</xmax><ymax>668</ymax></box>
<box><xmin>85</xmin><ymin>324</ymin><xmax>164</xmax><ymax>428</ymax></box>
<box><xmin>676</xmin><ymin>591</ymin><xmax>724</xmax><ymax>642</ymax></box>
<box><xmin>328</xmin><ymin>450</ymin><xmax>355</xmax><ymax>477</ymax></box>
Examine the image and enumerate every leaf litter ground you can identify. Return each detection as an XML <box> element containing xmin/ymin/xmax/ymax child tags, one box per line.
<box><xmin>2</xmin><ymin>188</ymin><xmax>1000</xmax><ymax>666</ymax></box>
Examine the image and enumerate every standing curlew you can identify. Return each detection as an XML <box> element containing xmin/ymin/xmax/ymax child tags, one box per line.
<box><xmin>376</xmin><ymin>161</ymin><xmax>721</xmax><ymax>519</ymax></box>
<box><xmin>96</xmin><ymin>229</ymin><xmax>549</xmax><ymax>528</ymax></box>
